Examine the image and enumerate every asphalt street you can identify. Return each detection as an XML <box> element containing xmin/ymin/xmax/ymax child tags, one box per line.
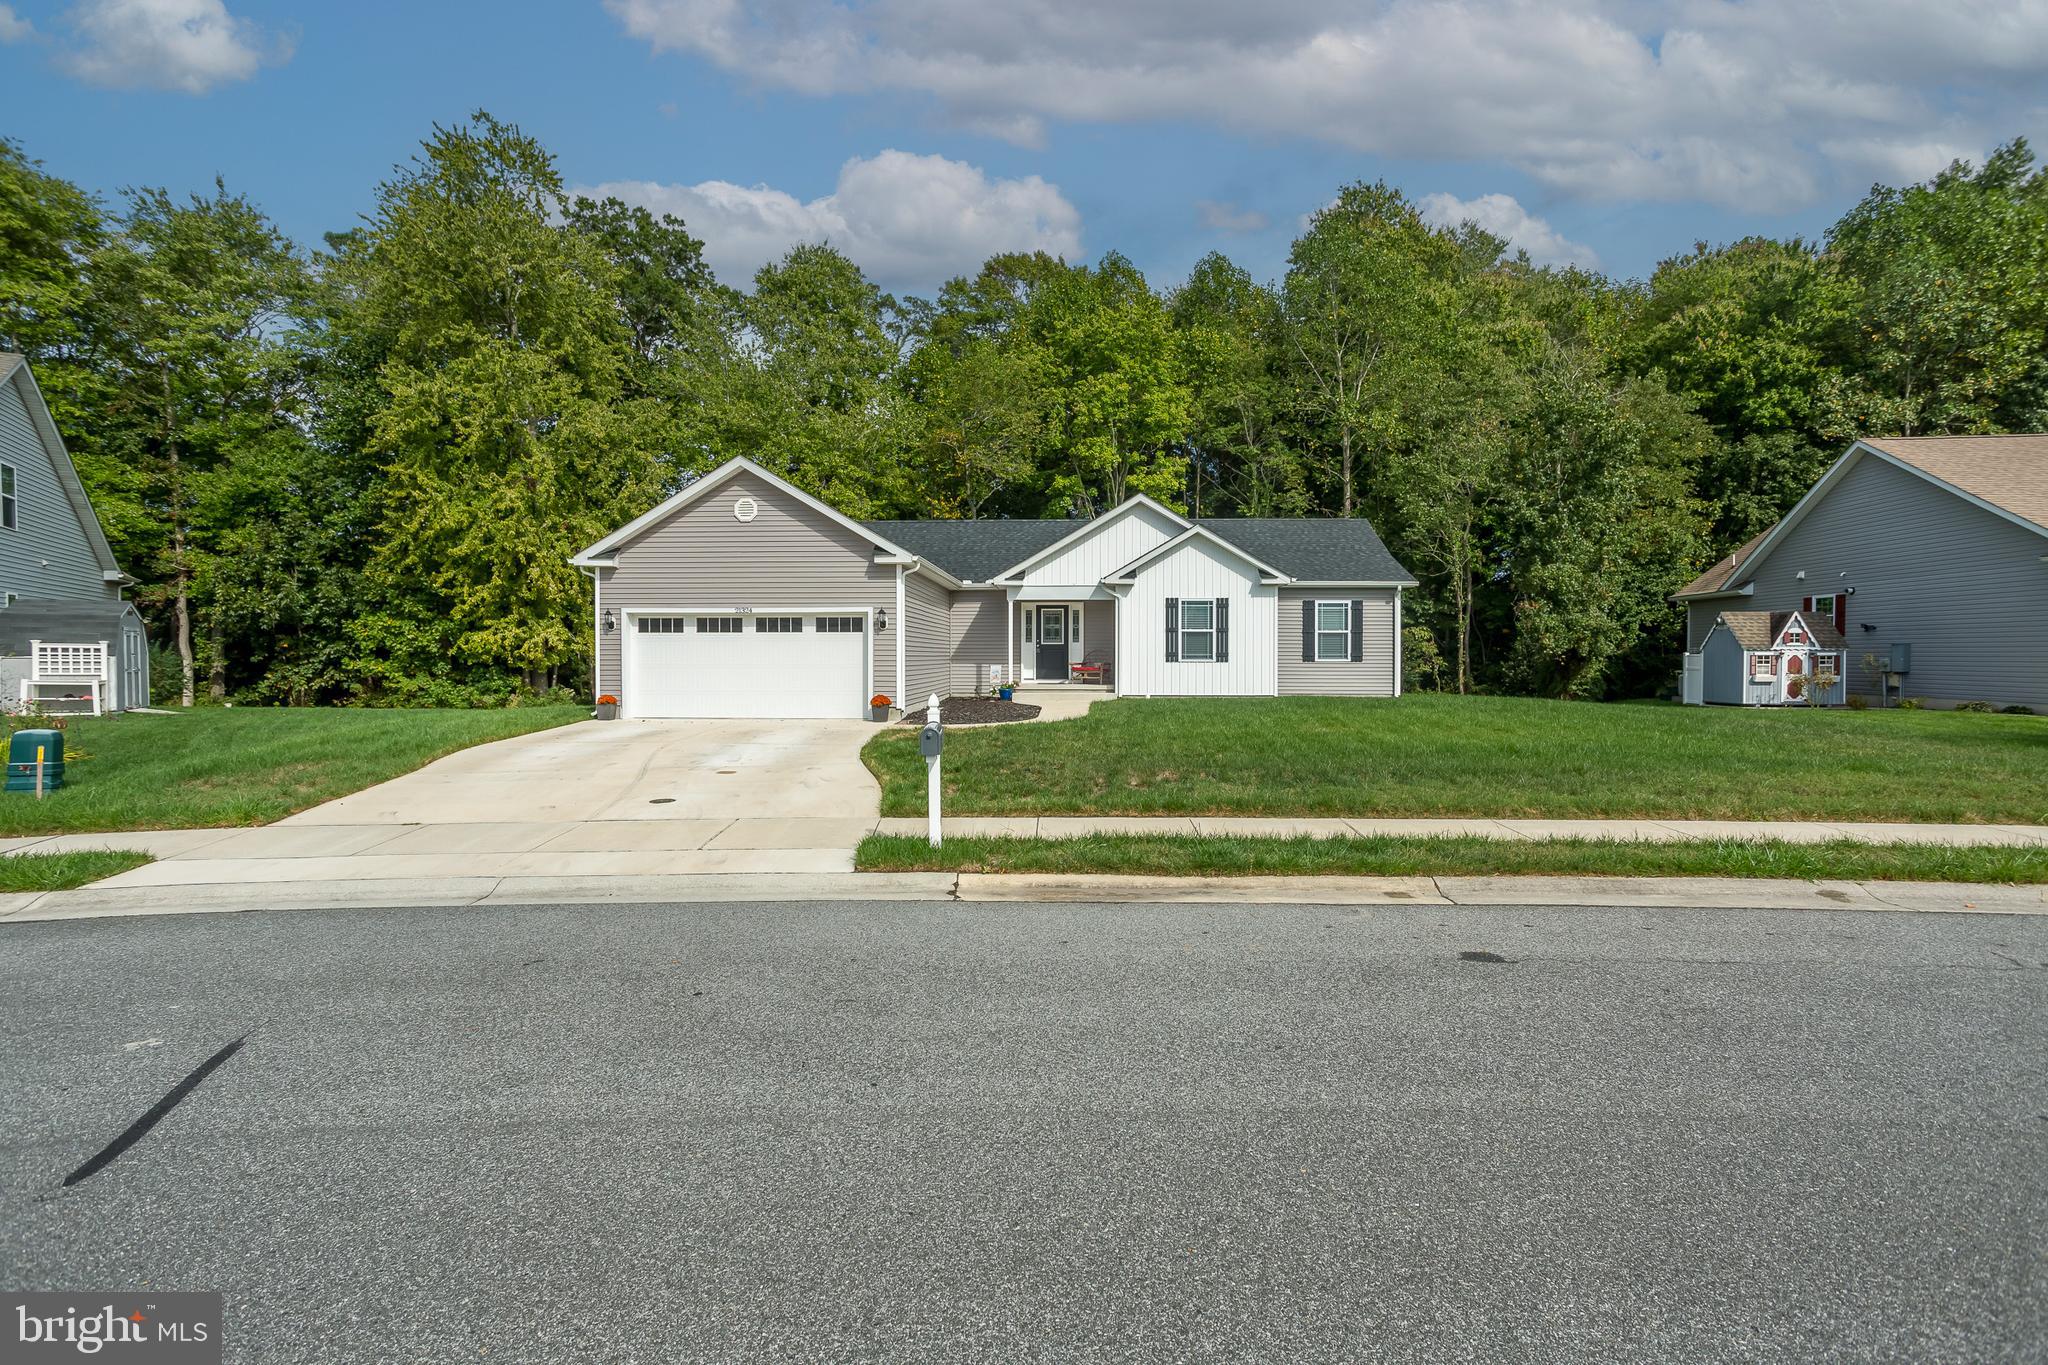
<box><xmin>3</xmin><ymin>899</ymin><xmax>2043</xmax><ymax>1363</ymax></box>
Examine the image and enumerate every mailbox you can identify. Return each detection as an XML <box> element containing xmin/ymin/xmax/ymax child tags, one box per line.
<box><xmin>918</xmin><ymin>723</ymin><xmax>944</xmax><ymax>758</ymax></box>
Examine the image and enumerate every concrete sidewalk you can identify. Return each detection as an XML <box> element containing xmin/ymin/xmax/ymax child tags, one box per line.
<box><xmin>0</xmin><ymin>869</ymin><xmax>2040</xmax><ymax>923</ymax></box>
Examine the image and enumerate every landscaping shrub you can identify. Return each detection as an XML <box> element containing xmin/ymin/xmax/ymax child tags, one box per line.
<box><xmin>1897</xmin><ymin>697</ymin><xmax>1925</xmax><ymax>709</ymax></box>
<box><xmin>1955</xmin><ymin>700</ymin><xmax>1994</xmax><ymax>713</ymax></box>
<box><xmin>2000</xmin><ymin>705</ymin><xmax>2036</xmax><ymax>715</ymax></box>
<box><xmin>1844</xmin><ymin>694</ymin><xmax>1868</xmax><ymax>710</ymax></box>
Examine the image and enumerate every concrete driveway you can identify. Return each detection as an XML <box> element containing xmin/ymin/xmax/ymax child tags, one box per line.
<box><xmin>39</xmin><ymin>720</ymin><xmax>889</xmax><ymax>893</ymax></box>
<box><xmin>280</xmin><ymin>718</ymin><xmax>881</xmax><ymax>825</ymax></box>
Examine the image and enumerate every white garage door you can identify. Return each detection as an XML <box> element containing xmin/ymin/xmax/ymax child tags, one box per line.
<box><xmin>627</xmin><ymin>612</ymin><xmax>868</xmax><ymax>718</ymax></box>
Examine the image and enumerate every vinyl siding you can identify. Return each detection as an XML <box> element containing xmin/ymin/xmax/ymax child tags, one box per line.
<box><xmin>0</xmin><ymin>376</ymin><xmax>111</xmax><ymax>601</ymax></box>
<box><xmin>1736</xmin><ymin>453</ymin><xmax>2048</xmax><ymax>707</ymax></box>
<box><xmin>949</xmin><ymin>590</ymin><xmax>1008</xmax><ymax>693</ymax></box>
<box><xmin>1276</xmin><ymin>588</ymin><xmax>1397</xmax><ymax>696</ymax></box>
<box><xmin>593</xmin><ymin>470</ymin><xmax>896</xmax><ymax>702</ymax></box>
<box><xmin>1685</xmin><ymin>600</ymin><xmax>1728</xmax><ymax>651</ymax></box>
<box><xmin>1019</xmin><ymin>503</ymin><xmax>1181</xmax><ymax>587</ymax></box>
<box><xmin>903</xmin><ymin>570</ymin><xmax>951</xmax><ymax>707</ymax></box>
<box><xmin>1114</xmin><ymin>539</ymin><xmax>1278</xmax><ymax>696</ymax></box>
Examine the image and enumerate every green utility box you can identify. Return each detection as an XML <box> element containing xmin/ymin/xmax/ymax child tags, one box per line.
<box><xmin>6</xmin><ymin>728</ymin><xmax>65</xmax><ymax>793</ymax></box>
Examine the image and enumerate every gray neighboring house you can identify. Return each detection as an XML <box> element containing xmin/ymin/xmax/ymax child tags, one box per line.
<box><xmin>570</xmin><ymin>456</ymin><xmax>1415</xmax><ymax>719</ymax></box>
<box><xmin>0</xmin><ymin>354</ymin><xmax>148</xmax><ymax>714</ymax></box>
<box><xmin>1676</xmin><ymin>433</ymin><xmax>2048</xmax><ymax>709</ymax></box>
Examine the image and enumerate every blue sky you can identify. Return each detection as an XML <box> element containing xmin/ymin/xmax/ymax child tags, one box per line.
<box><xmin>3</xmin><ymin>0</ymin><xmax>2042</xmax><ymax>296</ymax></box>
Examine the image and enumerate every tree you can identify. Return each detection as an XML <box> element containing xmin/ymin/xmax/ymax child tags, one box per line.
<box><xmin>906</xmin><ymin>335</ymin><xmax>1053</xmax><ymax>517</ymax></box>
<box><xmin>1282</xmin><ymin>184</ymin><xmax>1460</xmax><ymax>515</ymax></box>
<box><xmin>83</xmin><ymin>182</ymin><xmax>310</xmax><ymax>706</ymax></box>
<box><xmin>338</xmin><ymin>112</ymin><xmax>666</xmax><ymax>697</ymax></box>
<box><xmin>0</xmin><ymin>138</ymin><xmax>107</xmax><ymax>436</ymax></box>
<box><xmin>1170</xmin><ymin>253</ymin><xmax>1304</xmax><ymax>516</ymax></box>
<box><xmin>1827</xmin><ymin>139</ymin><xmax>2048</xmax><ymax>435</ymax></box>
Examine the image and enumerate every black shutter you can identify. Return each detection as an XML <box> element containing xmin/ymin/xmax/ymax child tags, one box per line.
<box><xmin>1165</xmin><ymin>597</ymin><xmax>1179</xmax><ymax>662</ymax></box>
<box><xmin>1301</xmin><ymin>599</ymin><xmax>1314</xmax><ymax>662</ymax></box>
<box><xmin>1351</xmin><ymin>600</ymin><xmax>1365</xmax><ymax>663</ymax></box>
<box><xmin>1215</xmin><ymin>598</ymin><xmax>1229</xmax><ymax>663</ymax></box>
<box><xmin>1834</xmin><ymin>595</ymin><xmax>1847</xmax><ymax>636</ymax></box>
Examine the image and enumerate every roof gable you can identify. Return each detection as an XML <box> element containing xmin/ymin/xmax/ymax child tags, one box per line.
<box><xmin>989</xmin><ymin>494</ymin><xmax>1189</xmax><ymax>583</ymax></box>
<box><xmin>1104</xmin><ymin>524</ymin><xmax>1291</xmax><ymax>582</ymax></box>
<box><xmin>0</xmin><ymin>354</ymin><xmax>126</xmax><ymax>582</ymax></box>
<box><xmin>572</xmin><ymin>456</ymin><xmax>913</xmax><ymax>565</ymax></box>
<box><xmin>1709</xmin><ymin>436</ymin><xmax>2048</xmax><ymax>597</ymax></box>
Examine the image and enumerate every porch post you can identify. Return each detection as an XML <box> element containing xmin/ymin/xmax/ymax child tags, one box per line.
<box><xmin>1005</xmin><ymin>588</ymin><xmax>1016</xmax><ymax>685</ymax></box>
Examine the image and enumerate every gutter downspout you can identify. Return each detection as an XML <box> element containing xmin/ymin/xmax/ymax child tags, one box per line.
<box><xmin>1394</xmin><ymin>586</ymin><xmax>1403</xmax><ymax>698</ymax></box>
<box><xmin>578</xmin><ymin>565</ymin><xmax>602</xmax><ymax>706</ymax></box>
<box><xmin>895</xmin><ymin>563</ymin><xmax>909</xmax><ymax>714</ymax></box>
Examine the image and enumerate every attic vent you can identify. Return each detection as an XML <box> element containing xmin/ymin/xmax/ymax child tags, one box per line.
<box><xmin>733</xmin><ymin>496</ymin><xmax>759</xmax><ymax>523</ymax></box>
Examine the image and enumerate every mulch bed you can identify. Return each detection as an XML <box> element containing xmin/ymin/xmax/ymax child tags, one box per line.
<box><xmin>896</xmin><ymin>696</ymin><xmax>1042</xmax><ymax>726</ymax></box>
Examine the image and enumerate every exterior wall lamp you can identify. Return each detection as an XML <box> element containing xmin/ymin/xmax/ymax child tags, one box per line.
<box><xmin>875</xmin><ymin>609</ymin><xmax>888</xmax><ymax>632</ymax></box>
<box><xmin>601</xmin><ymin>608</ymin><xmax>618</xmax><ymax>635</ymax></box>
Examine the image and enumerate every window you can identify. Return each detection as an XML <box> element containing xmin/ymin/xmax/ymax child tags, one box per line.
<box><xmin>1</xmin><ymin>464</ymin><xmax>14</xmax><ymax>531</ymax></box>
<box><xmin>636</xmin><ymin>616</ymin><xmax>687</xmax><ymax>633</ymax></box>
<box><xmin>1022</xmin><ymin>609</ymin><xmax>1034</xmax><ymax>644</ymax></box>
<box><xmin>1314</xmin><ymin>601</ymin><xmax>1351</xmax><ymax>662</ymax></box>
<box><xmin>1749</xmin><ymin>652</ymin><xmax>1777</xmax><ymax>680</ymax></box>
<box><xmin>815</xmin><ymin>616</ymin><xmax>864</xmax><ymax>633</ymax></box>
<box><xmin>1782</xmin><ymin>625</ymin><xmax>1806</xmax><ymax>645</ymax></box>
<box><xmin>1815</xmin><ymin>653</ymin><xmax>1842</xmax><ymax>677</ymax></box>
<box><xmin>755</xmin><ymin>616</ymin><xmax>802</xmax><ymax>633</ymax></box>
<box><xmin>1179</xmin><ymin>599</ymin><xmax>1215</xmax><ymax>661</ymax></box>
<box><xmin>696</xmin><ymin>617</ymin><xmax>743</xmax><ymax>633</ymax></box>
<box><xmin>1809</xmin><ymin>595</ymin><xmax>1835</xmax><ymax>624</ymax></box>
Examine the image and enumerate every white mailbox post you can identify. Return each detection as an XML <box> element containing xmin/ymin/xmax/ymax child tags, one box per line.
<box><xmin>918</xmin><ymin>692</ymin><xmax>944</xmax><ymax>847</ymax></box>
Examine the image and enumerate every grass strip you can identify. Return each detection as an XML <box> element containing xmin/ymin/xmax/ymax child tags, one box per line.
<box><xmin>0</xmin><ymin>705</ymin><xmax>584</xmax><ymax>836</ymax></box>
<box><xmin>0</xmin><ymin>850</ymin><xmax>154</xmax><ymax>892</ymax></box>
<box><xmin>857</xmin><ymin>833</ymin><xmax>2048</xmax><ymax>884</ymax></box>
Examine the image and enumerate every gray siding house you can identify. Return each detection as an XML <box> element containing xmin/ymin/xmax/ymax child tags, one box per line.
<box><xmin>0</xmin><ymin>354</ymin><xmax>149</xmax><ymax>713</ymax></box>
<box><xmin>1676</xmin><ymin>434</ymin><xmax>2048</xmax><ymax>709</ymax></box>
<box><xmin>571</xmin><ymin>457</ymin><xmax>1414</xmax><ymax>719</ymax></box>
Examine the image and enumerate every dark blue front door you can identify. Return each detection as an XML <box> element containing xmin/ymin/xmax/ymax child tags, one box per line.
<box><xmin>1035</xmin><ymin>606</ymin><xmax>1069</xmax><ymax>680</ymax></box>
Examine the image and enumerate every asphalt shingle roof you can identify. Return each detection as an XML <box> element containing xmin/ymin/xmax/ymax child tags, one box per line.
<box><xmin>863</xmin><ymin>513</ymin><xmax>1414</xmax><ymax>584</ymax></box>
<box><xmin>1860</xmin><ymin>434</ymin><xmax>2048</xmax><ymax>532</ymax></box>
<box><xmin>1715</xmin><ymin>609</ymin><xmax>1846</xmax><ymax>652</ymax></box>
<box><xmin>0</xmin><ymin>598</ymin><xmax>135</xmax><ymax>656</ymax></box>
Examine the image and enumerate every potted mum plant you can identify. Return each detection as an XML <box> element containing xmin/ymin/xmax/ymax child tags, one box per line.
<box><xmin>870</xmin><ymin>693</ymin><xmax>892</xmax><ymax>722</ymax></box>
<box><xmin>594</xmin><ymin>694</ymin><xmax>619</xmax><ymax>720</ymax></box>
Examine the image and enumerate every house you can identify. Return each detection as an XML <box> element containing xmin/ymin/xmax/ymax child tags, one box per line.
<box><xmin>0</xmin><ymin>354</ymin><xmax>149</xmax><ymax>715</ymax></box>
<box><xmin>1693</xmin><ymin>609</ymin><xmax>1847</xmax><ymax>707</ymax></box>
<box><xmin>569</xmin><ymin>456</ymin><xmax>1416</xmax><ymax>719</ymax></box>
<box><xmin>1676</xmin><ymin>434</ymin><xmax>2048</xmax><ymax>709</ymax></box>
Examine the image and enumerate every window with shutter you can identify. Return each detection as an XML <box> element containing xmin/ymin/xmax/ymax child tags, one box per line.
<box><xmin>1165</xmin><ymin>597</ymin><xmax>1179</xmax><ymax>661</ymax></box>
<box><xmin>1215</xmin><ymin>598</ymin><xmax>1229</xmax><ymax>663</ymax></box>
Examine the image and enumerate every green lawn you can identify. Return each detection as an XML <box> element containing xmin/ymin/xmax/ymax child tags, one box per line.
<box><xmin>0</xmin><ymin>706</ymin><xmax>583</xmax><ymax>835</ymax></box>
<box><xmin>858</xmin><ymin>833</ymin><xmax>2048</xmax><ymax>884</ymax></box>
<box><xmin>0</xmin><ymin>849</ymin><xmax>154</xmax><ymax>891</ymax></box>
<box><xmin>862</xmin><ymin>694</ymin><xmax>2048</xmax><ymax>824</ymax></box>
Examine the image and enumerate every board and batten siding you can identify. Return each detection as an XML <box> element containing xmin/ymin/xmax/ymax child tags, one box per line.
<box><xmin>1737</xmin><ymin>453</ymin><xmax>2048</xmax><ymax>708</ymax></box>
<box><xmin>0</xmin><ymin>378</ymin><xmax>110</xmax><ymax>602</ymax></box>
<box><xmin>1019</xmin><ymin>503</ymin><xmax>1181</xmax><ymax>587</ymax></box>
<box><xmin>902</xmin><ymin>571</ymin><xmax>951</xmax><ymax>707</ymax></box>
<box><xmin>1276</xmin><ymin>587</ymin><xmax>1397</xmax><ymax>696</ymax></box>
<box><xmin>950</xmin><ymin>590</ymin><xmax>1007</xmax><ymax>693</ymax></box>
<box><xmin>593</xmin><ymin>469</ymin><xmax>896</xmax><ymax>702</ymax></box>
<box><xmin>1113</xmin><ymin>539</ymin><xmax>1277</xmax><ymax>696</ymax></box>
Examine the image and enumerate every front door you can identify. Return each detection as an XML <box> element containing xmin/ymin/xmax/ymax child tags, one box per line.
<box><xmin>1782</xmin><ymin>651</ymin><xmax>1805</xmax><ymax>704</ymax></box>
<box><xmin>1035</xmin><ymin>606</ymin><xmax>1069</xmax><ymax>681</ymax></box>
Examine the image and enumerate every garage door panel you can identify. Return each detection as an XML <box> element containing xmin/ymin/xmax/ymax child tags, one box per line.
<box><xmin>628</xmin><ymin>613</ymin><xmax>867</xmax><ymax>718</ymax></box>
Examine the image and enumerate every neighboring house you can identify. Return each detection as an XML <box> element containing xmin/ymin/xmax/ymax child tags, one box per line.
<box><xmin>1693</xmin><ymin>608</ymin><xmax>1848</xmax><ymax>707</ymax></box>
<box><xmin>570</xmin><ymin>456</ymin><xmax>1416</xmax><ymax>719</ymax></box>
<box><xmin>0</xmin><ymin>354</ymin><xmax>149</xmax><ymax>714</ymax></box>
<box><xmin>1675</xmin><ymin>433</ymin><xmax>2048</xmax><ymax>709</ymax></box>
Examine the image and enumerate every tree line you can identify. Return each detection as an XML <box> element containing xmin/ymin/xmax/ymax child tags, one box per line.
<box><xmin>2</xmin><ymin>113</ymin><xmax>2042</xmax><ymax>706</ymax></box>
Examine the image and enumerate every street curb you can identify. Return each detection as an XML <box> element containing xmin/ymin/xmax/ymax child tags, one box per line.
<box><xmin>0</xmin><ymin>870</ymin><xmax>2042</xmax><ymax>923</ymax></box>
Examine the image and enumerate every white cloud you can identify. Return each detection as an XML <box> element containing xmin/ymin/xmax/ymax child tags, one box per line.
<box><xmin>0</xmin><ymin>5</ymin><xmax>34</xmax><ymax>42</ymax></box>
<box><xmin>603</xmin><ymin>0</ymin><xmax>2048</xmax><ymax>212</ymax></box>
<box><xmin>1197</xmin><ymin>200</ymin><xmax>1271</xmax><ymax>234</ymax></box>
<box><xmin>58</xmin><ymin>0</ymin><xmax>288</xmax><ymax>94</ymax></box>
<box><xmin>1418</xmin><ymin>191</ymin><xmax>1599</xmax><ymax>269</ymax></box>
<box><xmin>579</xmin><ymin>149</ymin><xmax>1083</xmax><ymax>293</ymax></box>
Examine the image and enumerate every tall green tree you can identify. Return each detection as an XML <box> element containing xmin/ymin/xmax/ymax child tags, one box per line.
<box><xmin>1170</xmin><ymin>253</ymin><xmax>1304</xmax><ymax>517</ymax></box>
<box><xmin>0</xmin><ymin>138</ymin><xmax>107</xmax><ymax>436</ymax></box>
<box><xmin>337</xmin><ymin>112</ymin><xmax>666</xmax><ymax>698</ymax></box>
<box><xmin>83</xmin><ymin>182</ymin><xmax>310</xmax><ymax>705</ymax></box>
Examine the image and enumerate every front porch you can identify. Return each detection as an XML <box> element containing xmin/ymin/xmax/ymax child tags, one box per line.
<box><xmin>1006</xmin><ymin>593</ymin><xmax>1117</xmax><ymax>689</ymax></box>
